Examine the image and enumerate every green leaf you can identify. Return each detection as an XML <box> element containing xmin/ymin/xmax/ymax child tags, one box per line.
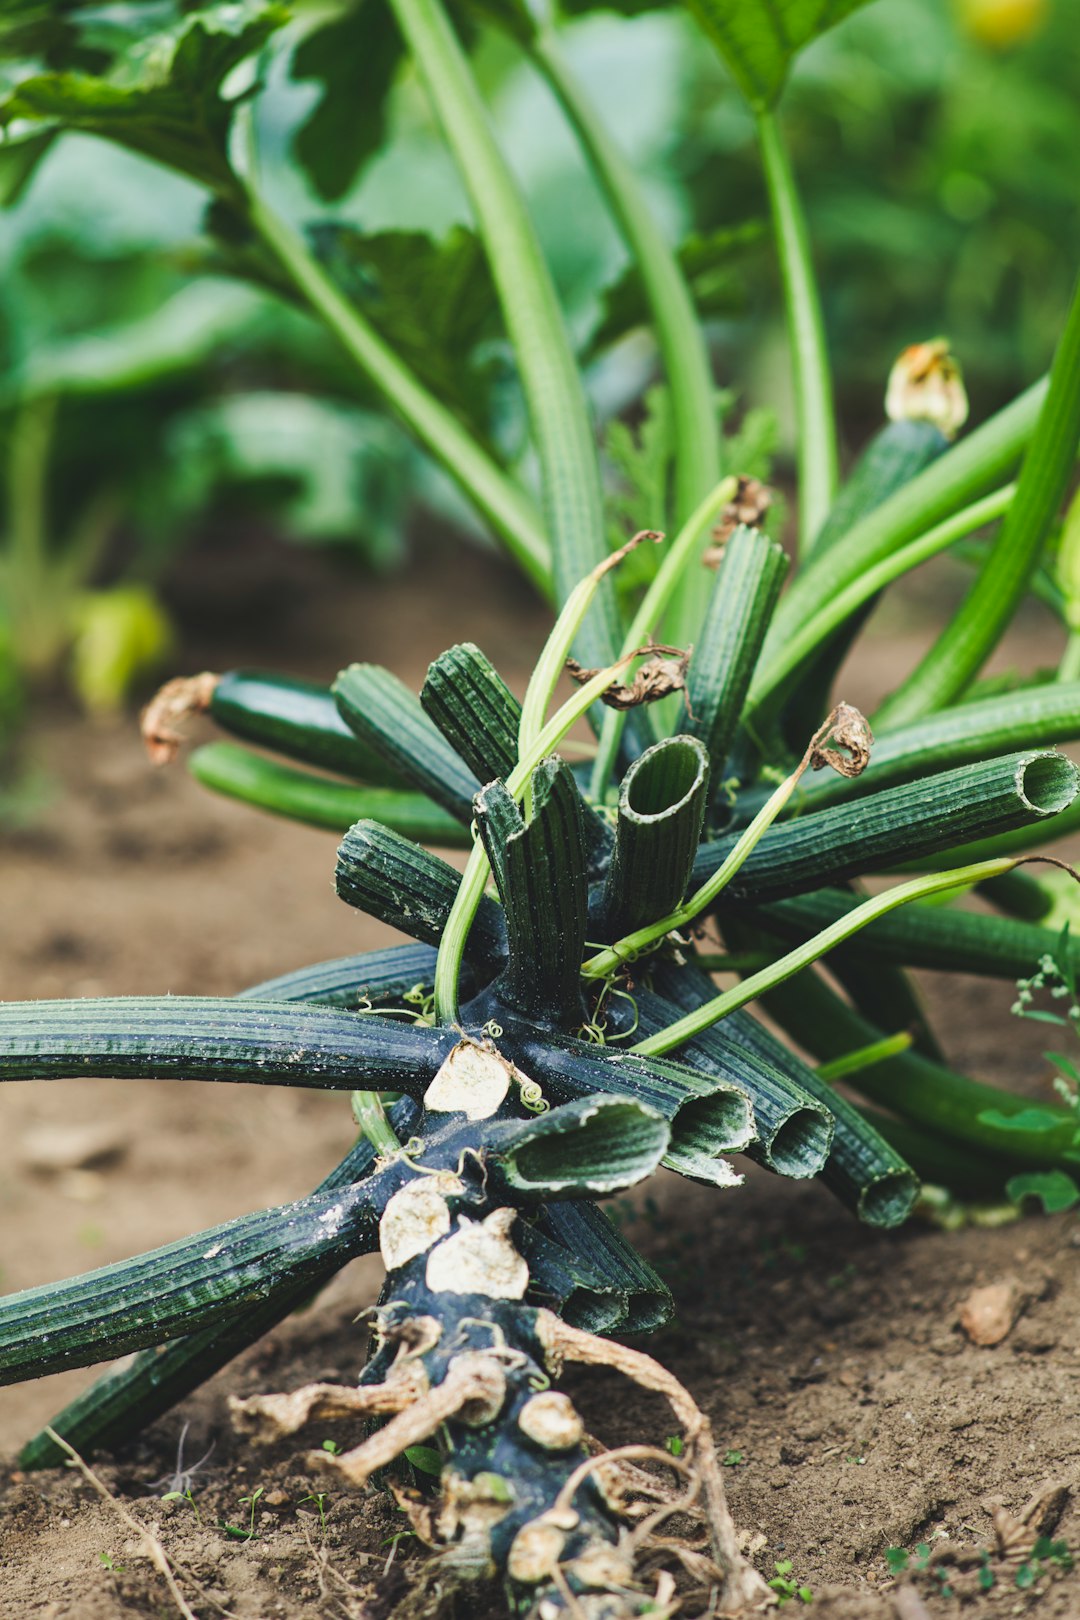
<box><xmin>978</xmin><ymin>1107</ymin><xmax>1070</xmax><ymax>1137</ymax></box>
<box><xmin>1006</xmin><ymin>1170</ymin><xmax>1080</xmax><ymax>1214</ymax></box>
<box><xmin>292</xmin><ymin>0</ymin><xmax>404</xmax><ymax>202</ymax></box>
<box><xmin>685</xmin><ymin>0</ymin><xmax>877</xmax><ymax>110</ymax></box>
<box><xmin>404</xmin><ymin>1445</ymin><xmax>442</xmax><ymax>1475</ymax></box>
<box><xmin>0</xmin><ymin>3</ymin><xmax>289</xmax><ymax>194</ymax></box>
<box><xmin>590</xmin><ymin>224</ymin><xmax>761</xmax><ymax>357</ymax></box>
<box><xmin>307</xmin><ymin>223</ymin><xmax>500</xmax><ymax>435</ymax></box>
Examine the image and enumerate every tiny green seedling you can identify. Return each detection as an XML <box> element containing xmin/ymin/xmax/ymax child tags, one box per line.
<box><xmin>161</xmin><ymin>1487</ymin><xmax>201</xmax><ymax>1524</ymax></box>
<box><xmin>219</xmin><ymin>1485</ymin><xmax>264</xmax><ymax>1543</ymax></box>
<box><xmin>98</xmin><ymin>1551</ymin><xmax>125</xmax><ymax>1573</ymax></box>
<box><xmin>665</xmin><ymin>1435</ymin><xmax>685</xmax><ymax>1458</ymax></box>
<box><xmin>320</xmin><ymin>1438</ymin><xmax>341</xmax><ymax>1455</ymax></box>
<box><xmin>885</xmin><ymin>1543</ymin><xmax>953</xmax><ymax>1599</ymax></box>
<box><xmin>404</xmin><ymin>1446</ymin><xmax>442</xmax><ymax>1477</ymax></box>
<box><xmin>298</xmin><ymin>1491</ymin><xmax>330</xmax><ymax>1535</ymax></box>
<box><xmin>1015</xmin><ymin>1535</ymin><xmax>1073</xmax><ymax>1589</ymax></box>
<box><xmin>768</xmin><ymin>1559</ymin><xmax>813</xmax><ymax>1604</ymax></box>
<box><xmin>722</xmin><ymin>1449</ymin><xmax>745</xmax><ymax>1467</ymax></box>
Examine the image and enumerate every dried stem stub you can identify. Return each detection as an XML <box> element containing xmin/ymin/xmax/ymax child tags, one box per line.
<box><xmin>141</xmin><ymin>672</ymin><xmax>219</xmax><ymax>765</ymax></box>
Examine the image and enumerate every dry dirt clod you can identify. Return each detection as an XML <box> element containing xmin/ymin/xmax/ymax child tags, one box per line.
<box><xmin>957</xmin><ymin>1275</ymin><xmax>1029</xmax><ymax>1345</ymax></box>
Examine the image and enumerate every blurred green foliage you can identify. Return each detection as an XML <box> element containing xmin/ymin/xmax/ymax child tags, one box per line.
<box><xmin>0</xmin><ymin>0</ymin><xmax>1074</xmax><ymax>754</ymax></box>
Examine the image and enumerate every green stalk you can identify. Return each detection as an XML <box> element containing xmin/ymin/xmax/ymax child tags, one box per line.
<box><xmin>875</xmin><ymin>269</ymin><xmax>1080</xmax><ymax>726</ymax></box>
<box><xmin>189</xmin><ymin>742</ymin><xmax>470</xmax><ymax>843</ymax></box>
<box><xmin>678</xmin><ymin>524</ymin><xmax>788</xmax><ymax>776</ymax></box>
<box><xmin>760</xmin><ymin>966</ymin><xmax>1078</xmax><ymax>1165</ymax></box>
<box><xmin>588</xmin><ymin>475</ymin><xmax>737</xmax><ymax>800</ymax></box>
<box><xmin>631</xmin><ymin>856</ymin><xmax>1018</xmax><ymax>1057</ymax></box>
<box><xmin>350</xmin><ymin>1090</ymin><xmax>403</xmax><ymax>1158</ymax></box>
<box><xmin>815</xmin><ymin>1033</ymin><xmax>914</xmax><ymax>1084</ymax></box>
<box><xmin>756</xmin><ymin>109</ymin><xmax>837</xmax><ymax>552</ymax></box>
<box><xmin>388</xmin><ymin>0</ymin><xmax>616</xmax><ymax>666</ymax></box>
<box><xmin>582</xmin><ymin>704</ymin><xmax>863</xmax><ymax>979</ymax></box>
<box><xmin>602</xmin><ymin>736</ymin><xmax>711</xmax><ymax>937</ymax></box>
<box><xmin>530</xmin><ymin>29</ymin><xmax>719</xmax><ymax>531</ymax></box>
<box><xmin>1059</xmin><ymin>635</ymin><xmax>1080</xmax><ymax>682</ymax></box>
<box><xmin>749</xmin><ymin>377</ymin><xmax>1049</xmax><ymax>721</ymax></box>
<box><xmin>242</xmin><ymin>184</ymin><xmax>549</xmax><ymax>594</ymax></box>
<box><xmin>518</xmin><ymin>532</ymin><xmax>652</xmax><ymax>761</ymax></box>
<box><xmin>789</xmin><ymin>665</ymin><xmax>1080</xmax><ymax>814</ymax></box>
<box><xmin>749</xmin><ymin>483</ymin><xmax>1014</xmax><ymax>725</ymax></box>
<box><xmin>745</xmin><ymin>883</ymin><xmax>1080</xmax><ymax>983</ymax></box>
<box><xmin>434</xmin><ymin>648</ymin><xmax>649</xmax><ymax>1022</ymax></box>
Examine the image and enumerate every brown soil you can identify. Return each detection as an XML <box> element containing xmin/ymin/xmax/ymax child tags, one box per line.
<box><xmin>1</xmin><ymin>536</ymin><xmax>1078</xmax><ymax>1620</ymax></box>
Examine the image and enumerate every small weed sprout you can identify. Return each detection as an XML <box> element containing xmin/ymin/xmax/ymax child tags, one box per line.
<box><xmin>298</xmin><ymin>1491</ymin><xmax>330</xmax><ymax>1535</ymax></box>
<box><xmin>220</xmin><ymin>1484</ymin><xmax>265</xmax><ymax>1542</ymax></box>
<box><xmin>768</xmin><ymin>1559</ymin><xmax>813</xmax><ymax>1604</ymax></box>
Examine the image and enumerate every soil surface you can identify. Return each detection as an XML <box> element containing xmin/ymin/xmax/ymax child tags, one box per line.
<box><xmin>2</xmin><ymin>533</ymin><xmax>1079</xmax><ymax>1620</ymax></box>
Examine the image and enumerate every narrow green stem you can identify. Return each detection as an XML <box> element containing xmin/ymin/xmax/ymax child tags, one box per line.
<box><xmin>815</xmin><ymin>1032</ymin><xmax>914</xmax><ymax>1084</ymax></box>
<box><xmin>389</xmin><ymin>0</ymin><xmax>616</xmax><ymax>667</ymax></box>
<box><xmin>350</xmin><ymin>1090</ymin><xmax>403</xmax><ymax>1157</ymax></box>
<box><xmin>874</xmin><ymin>268</ymin><xmax>1080</xmax><ymax>727</ymax></box>
<box><xmin>588</xmin><ymin>476</ymin><xmax>737</xmax><ymax>801</ymax></box>
<box><xmin>519</xmin><ymin>533</ymin><xmax>653</xmax><ymax>764</ymax></box>
<box><xmin>1058</xmin><ymin>633</ymin><xmax>1080</xmax><ymax>682</ymax></box>
<box><xmin>748</xmin><ymin>483</ymin><xmax>1015</xmax><ymax>723</ymax></box>
<box><xmin>241</xmin><ymin>182</ymin><xmax>551</xmax><ymax>596</ymax></box>
<box><xmin>631</xmin><ymin>857</ymin><xmax>1017</xmax><ymax>1056</ymax></box>
<box><xmin>756</xmin><ymin>108</ymin><xmax>837</xmax><ymax>552</ymax></box>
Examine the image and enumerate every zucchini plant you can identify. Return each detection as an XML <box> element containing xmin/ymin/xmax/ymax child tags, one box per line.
<box><xmin>3</xmin><ymin>0</ymin><xmax>1080</xmax><ymax>1614</ymax></box>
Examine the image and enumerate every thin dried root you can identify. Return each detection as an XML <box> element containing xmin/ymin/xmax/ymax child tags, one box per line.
<box><xmin>310</xmin><ymin>1352</ymin><xmax>507</xmax><ymax>1488</ymax></box>
<box><xmin>535</xmin><ymin>1311</ymin><xmax>774</xmax><ymax>1613</ymax></box>
<box><xmin>228</xmin><ymin>1367</ymin><xmax>428</xmax><ymax>1444</ymax></box>
<box><xmin>141</xmin><ymin>672</ymin><xmax>219</xmax><ymax>765</ymax></box>
<box><xmin>44</xmin><ymin>1427</ymin><xmax>199</xmax><ymax>1620</ymax></box>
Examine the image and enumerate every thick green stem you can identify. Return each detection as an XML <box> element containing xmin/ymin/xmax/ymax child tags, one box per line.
<box><xmin>588</xmin><ymin>476</ymin><xmax>737</xmax><ymax>800</ymax></box>
<box><xmin>749</xmin><ymin>483</ymin><xmax>1014</xmax><ymax>720</ymax></box>
<box><xmin>749</xmin><ymin>377</ymin><xmax>1049</xmax><ymax>721</ymax></box>
<box><xmin>875</xmin><ymin>269</ymin><xmax>1080</xmax><ymax>726</ymax></box>
<box><xmin>242</xmin><ymin>182</ymin><xmax>551</xmax><ymax>596</ymax></box>
<box><xmin>434</xmin><ymin>650</ymin><xmax>646</xmax><ymax>1022</ymax></box>
<box><xmin>756</xmin><ymin>109</ymin><xmax>837</xmax><ymax>553</ymax></box>
<box><xmin>389</xmin><ymin>0</ymin><xmax>616</xmax><ymax>666</ymax></box>
<box><xmin>531</xmin><ymin>29</ymin><xmax>719</xmax><ymax>535</ymax></box>
<box><xmin>583</xmin><ymin>704</ymin><xmax>860</xmax><ymax>978</ymax></box>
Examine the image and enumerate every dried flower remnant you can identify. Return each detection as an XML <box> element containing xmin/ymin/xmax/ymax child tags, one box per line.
<box><xmin>809</xmin><ymin>702</ymin><xmax>874</xmax><ymax>779</ymax></box>
<box><xmin>703</xmin><ymin>476</ymin><xmax>774</xmax><ymax>567</ymax></box>
<box><xmin>885</xmin><ymin>339</ymin><xmax>969</xmax><ymax>439</ymax></box>
<box><xmin>566</xmin><ymin>643</ymin><xmax>691</xmax><ymax>710</ymax></box>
